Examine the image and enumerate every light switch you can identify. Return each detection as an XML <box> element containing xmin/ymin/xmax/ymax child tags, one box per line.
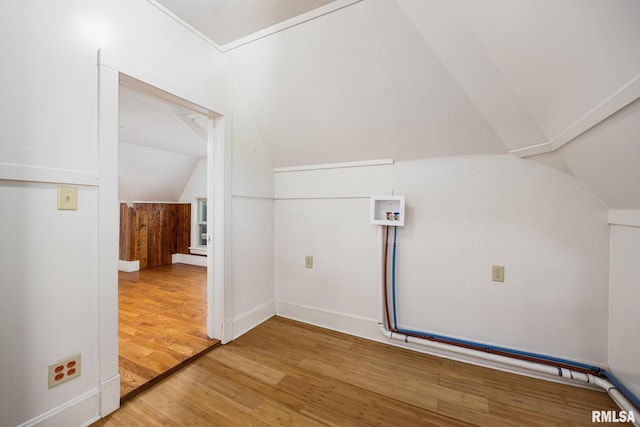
<box><xmin>57</xmin><ymin>186</ymin><xmax>78</xmax><ymax>210</ymax></box>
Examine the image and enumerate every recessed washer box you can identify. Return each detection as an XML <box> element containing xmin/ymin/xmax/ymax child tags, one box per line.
<box><xmin>370</xmin><ymin>195</ymin><xmax>405</xmax><ymax>226</ymax></box>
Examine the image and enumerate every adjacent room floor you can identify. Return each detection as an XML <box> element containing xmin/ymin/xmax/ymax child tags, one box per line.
<box><xmin>95</xmin><ymin>316</ymin><xmax>618</xmax><ymax>426</ymax></box>
<box><xmin>118</xmin><ymin>263</ymin><xmax>219</xmax><ymax>398</ymax></box>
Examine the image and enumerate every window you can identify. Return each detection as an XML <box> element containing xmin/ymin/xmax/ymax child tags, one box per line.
<box><xmin>197</xmin><ymin>198</ymin><xmax>207</xmax><ymax>247</ymax></box>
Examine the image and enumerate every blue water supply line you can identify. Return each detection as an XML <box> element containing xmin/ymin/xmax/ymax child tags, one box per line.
<box><xmin>391</xmin><ymin>226</ymin><xmax>398</xmax><ymax>330</ymax></box>
<box><xmin>384</xmin><ymin>224</ymin><xmax>640</xmax><ymax>411</ymax></box>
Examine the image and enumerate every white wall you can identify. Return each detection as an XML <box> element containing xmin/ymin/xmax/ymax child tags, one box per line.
<box><xmin>275</xmin><ymin>155</ymin><xmax>610</xmax><ymax>366</ymax></box>
<box><xmin>231</xmin><ymin>196</ymin><xmax>275</xmax><ymax>338</ymax></box>
<box><xmin>0</xmin><ymin>182</ymin><xmax>100</xmax><ymax>427</ymax></box>
<box><xmin>0</xmin><ymin>1</ymin><xmax>274</xmax><ymax>425</ymax></box>
<box><xmin>180</xmin><ymin>157</ymin><xmax>208</xmax><ymax>203</ymax></box>
<box><xmin>609</xmin><ymin>214</ymin><xmax>640</xmax><ymax>398</ymax></box>
<box><xmin>274</xmin><ymin>162</ymin><xmax>392</xmax><ymax>336</ymax></box>
<box><xmin>180</xmin><ymin>157</ymin><xmax>208</xmax><ymax>249</ymax></box>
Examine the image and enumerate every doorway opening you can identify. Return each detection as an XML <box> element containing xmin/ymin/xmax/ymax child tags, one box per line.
<box><xmin>116</xmin><ymin>76</ymin><xmax>219</xmax><ymax>398</ymax></box>
<box><xmin>97</xmin><ymin>53</ymin><xmax>231</xmax><ymax>415</ymax></box>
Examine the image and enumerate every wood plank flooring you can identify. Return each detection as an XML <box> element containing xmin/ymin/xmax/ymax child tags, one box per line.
<box><xmin>95</xmin><ymin>316</ymin><xmax>619</xmax><ymax>426</ymax></box>
<box><xmin>118</xmin><ymin>264</ymin><xmax>219</xmax><ymax>398</ymax></box>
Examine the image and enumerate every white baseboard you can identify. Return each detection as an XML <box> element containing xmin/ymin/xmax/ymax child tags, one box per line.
<box><xmin>119</xmin><ymin>255</ymin><xmax>207</xmax><ymax>271</ymax></box>
<box><xmin>17</xmin><ymin>389</ymin><xmax>100</xmax><ymax>427</ymax></box>
<box><xmin>275</xmin><ymin>301</ymin><xmax>602</xmax><ymax>391</ymax></box>
<box><xmin>232</xmin><ymin>300</ymin><xmax>276</xmax><ymax>340</ymax></box>
<box><xmin>117</xmin><ymin>259</ymin><xmax>139</xmax><ymax>272</ymax></box>
<box><xmin>99</xmin><ymin>374</ymin><xmax>120</xmax><ymax>418</ymax></box>
<box><xmin>276</xmin><ymin>301</ymin><xmax>379</xmax><ymax>341</ymax></box>
<box><xmin>222</xmin><ymin>320</ymin><xmax>233</xmax><ymax>345</ymax></box>
<box><xmin>172</xmin><ymin>253</ymin><xmax>207</xmax><ymax>267</ymax></box>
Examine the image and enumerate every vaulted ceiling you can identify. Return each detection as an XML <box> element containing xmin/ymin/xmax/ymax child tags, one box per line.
<box><xmin>150</xmin><ymin>0</ymin><xmax>337</xmax><ymax>47</ymax></box>
<box><xmin>133</xmin><ymin>0</ymin><xmax>640</xmax><ymax>208</ymax></box>
<box><xmin>118</xmin><ymin>80</ymin><xmax>207</xmax><ymax>203</ymax></box>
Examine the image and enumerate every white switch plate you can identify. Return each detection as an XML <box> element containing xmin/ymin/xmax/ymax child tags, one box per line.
<box><xmin>57</xmin><ymin>186</ymin><xmax>78</xmax><ymax>210</ymax></box>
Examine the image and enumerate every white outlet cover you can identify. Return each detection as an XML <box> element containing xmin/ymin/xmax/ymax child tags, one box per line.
<box><xmin>48</xmin><ymin>353</ymin><xmax>81</xmax><ymax>388</ymax></box>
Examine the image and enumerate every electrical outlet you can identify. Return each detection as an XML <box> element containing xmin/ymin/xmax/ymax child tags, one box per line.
<box><xmin>305</xmin><ymin>256</ymin><xmax>313</xmax><ymax>269</ymax></box>
<box><xmin>48</xmin><ymin>354</ymin><xmax>81</xmax><ymax>388</ymax></box>
<box><xmin>492</xmin><ymin>265</ymin><xmax>505</xmax><ymax>282</ymax></box>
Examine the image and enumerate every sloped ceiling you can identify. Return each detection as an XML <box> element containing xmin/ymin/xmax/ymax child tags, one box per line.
<box><xmin>559</xmin><ymin>98</ymin><xmax>640</xmax><ymax>209</ymax></box>
<box><xmin>149</xmin><ymin>0</ymin><xmax>640</xmax><ymax>208</ymax></box>
<box><xmin>224</xmin><ymin>0</ymin><xmax>506</xmax><ymax>166</ymax></box>
<box><xmin>151</xmin><ymin>0</ymin><xmax>335</xmax><ymax>46</ymax></box>
<box><xmin>118</xmin><ymin>142</ymin><xmax>200</xmax><ymax>202</ymax></box>
<box><xmin>394</xmin><ymin>0</ymin><xmax>640</xmax><ymax>208</ymax></box>
<box><xmin>119</xmin><ymin>82</ymin><xmax>207</xmax><ymax>202</ymax></box>
<box><xmin>449</xmin><ymin>0</ymin><xmax>640</xmax><ymax>141</ymax></box>
<box><xmin>119</xmin><ymin>83</ymin><xmax>207</xmax><ymax>157</ymax></box>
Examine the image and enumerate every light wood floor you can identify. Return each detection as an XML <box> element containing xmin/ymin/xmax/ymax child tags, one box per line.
<box><xmin>118</xmin><ymin>263</ymin><xmax>219</xmax><ymax>398</ymax></box>
<box><xmin>95</xmin><ymin>316</ymin><xmax>618</xmax><ymax>426</ymax></box>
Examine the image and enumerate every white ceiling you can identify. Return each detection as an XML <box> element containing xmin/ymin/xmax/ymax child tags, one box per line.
<box><xmin>119</xmin><ymin>82</ymin><xmax>207</xmax><ymax>157</ymax></box>
<box><xmin>449</xmin><ymin>0</ymin><xmax>640</xmax><ymax>141</ymax></box>
<box><xmin>127</xmin><ymin>0</ymin><xmax>640</xmax><ymax>208</ymax></box>
<box><xmin>151</xmin><ymin>0</ymin><xmax>337</xmax><ymax>47</ymax></box>
<box><xmin>118</xmin><ymin>81</ymin><xmax>207</xmax><ymax>202</ymax></box>
<box><xmin>559</xmin><ymin>98</ymin><xmax>640</xmax><ymax>209</ymax></box>
<box><xmin>222</xmin><ymin>0</ymin><xmax>640</xmax><ymax>208</ymax></box>
<box><xmin>224</xmin><ymin>0</ymin><xmax>507</xmax><ymax>167</ymax></box>
<box><xmin>118</xmin><ymin>141</ymin><xmax>200</xmax><ymax>202</ymax></box>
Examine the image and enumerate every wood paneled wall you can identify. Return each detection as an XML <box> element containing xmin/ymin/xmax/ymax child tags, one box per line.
<box><xmin>119</xmin><ymin>203</ymin><xmax>191</xmax><ymax>269</ymax></box>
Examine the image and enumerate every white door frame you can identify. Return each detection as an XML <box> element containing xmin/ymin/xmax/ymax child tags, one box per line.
<box><xmin>97</xmin><ymin>50</ymin><xmax>232</xmax><ymax>416</ymax></box>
